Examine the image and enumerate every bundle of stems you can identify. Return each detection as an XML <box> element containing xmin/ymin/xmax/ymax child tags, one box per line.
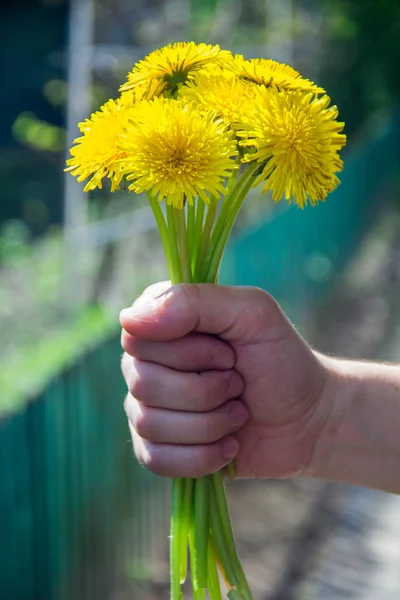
<box><xmin>147</xmin><ymin>163</ymin><xmax>260</xmax><ymax>599</ymax></box>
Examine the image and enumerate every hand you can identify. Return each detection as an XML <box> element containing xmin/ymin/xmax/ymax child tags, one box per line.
<box><xmin>120</xmin><ymin>282</ymin><xmax>332</xmax><ymax>479</ymax></box>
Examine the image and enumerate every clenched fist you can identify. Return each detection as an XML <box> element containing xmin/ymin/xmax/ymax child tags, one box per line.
<box><xmin>120</xmin><ymin>282</ymin><xmax>334</xmax><ymax>480</ymax></box>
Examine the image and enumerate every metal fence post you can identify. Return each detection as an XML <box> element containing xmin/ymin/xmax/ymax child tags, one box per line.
<box><xmin>63</xmin><ymin>0</ymin><xmax>94</xmax><ymax>306</ymax></box>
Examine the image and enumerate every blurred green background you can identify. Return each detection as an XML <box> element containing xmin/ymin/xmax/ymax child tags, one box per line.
<box><xmin>1</xmin><ymin>1</ymin><xmax>400</xmax><ymax>599</ymax></box>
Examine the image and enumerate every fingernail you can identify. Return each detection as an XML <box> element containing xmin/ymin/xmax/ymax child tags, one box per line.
<box><xmin>223</xmin><ymin>436</ymin><xmax>239</xmax><ymax>461</ymax></box>
<box><xmin>229</xmin><ymin>404</ymin><xmax>248</xmax><ymax>428</ymax></box>
<box><xmin>122</xmin><ymin>295</ymin><xmax>164</xmax><ymax>320</ymax></box>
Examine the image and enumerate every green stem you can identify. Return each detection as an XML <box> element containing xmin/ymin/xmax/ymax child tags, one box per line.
<box><xmin>166</xmin><ymin>210</ymin><xmax>196</xmax><ymax>588</ymax></box>
<box><xmin>206</xmin><ymin>167</ymin><xmax>259</xmax><ymax>283</ymax></box>
<box><xmin>146</xmin><ymin>192</ymin><xmax>173</xmax><ymax>273</ymax></box>
<box><xmin>163</xmin><ymin>208</ymin><xmax>189</xmax><ymax>600</ymax></box>
<box><xmin>193</xmin><ymin>476</ymin><xmax>210</xmax><ymax>589</ymax></box>
<box><xmin>228</xmin><ymin>590</ymin><xmax>246</xmax><ymax>600</ymax></box>
<box><xmin>166</xmin><ymin>203</ymin><xmax>183</xmax><ymax>283</ymax></box>
<box><xmin>209</xmin><ymin>484</ymin><xmax>238</xmax><ymax>587</ymax></box>
<box><xmin>207</xmin><ymin>535</ymin><xmax>223</xmax><ymax>600</ymax></box>
<box><xmin>211</xmin><ymin>473</ymin><xmax>236</xmax><ymax>552</ymax></box>
<box><xmin>226</xmin><ymin>462</ymin><xmax>237</xmax><ymax>479</ymax></box>
<box><xmin>212</xmin><ymin>473</ymin><xmax>253</xmax><ymax>600</ymax></box>
<box><xmin>187</xmin><ymin>202</ymin><xmax>195</xmax><ymax>260</ymax></box>
<box><xmin>200</xmin><ymin>163</ymin><xmax>260</xmax><ymax>281</ymax></box>
<box><xmin>174</xmin><ymin>206</ymin><xmax>192</xmax><ymax>282</ymax></box>
<box><xmin>179</xmin><ymin>478</ymin><xmax>194</xmax><ymax>584</ymax></box>
<box><xmin>224</xmin><ymin>153</ymin><xmax>242</xmax><ymax>201</ymax></box>
<box><xmin>153</xmin><ymin>194</ymin><xmax>254</xmax><ymax>600</ymax></box>
<box><xmin>171</xmin><ymin>478</ymin><xmax>184</xmax><ymax>600</ymax></box>
<box><xmin>191</xmin><ymin>199</ymin><xmax>205</xmax><ymax>274</ymax></box>
<box><xmin>195</xmin><ymin>198</ymin><xmax>218</xmax><ymax>281</ymax></box>
<box><xmin>190</xmin><ymin>523</ymin><xmax>206</xmax><ymax>599</ymax></box>
<box><xmin>213</xmin><ymin>164</ymin><xmax>259</xmax><ymax>244</ymax></box>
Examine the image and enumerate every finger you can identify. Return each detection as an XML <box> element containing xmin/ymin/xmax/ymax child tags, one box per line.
<box><xmin>121</xmin><ymin>331</ymin><xmax>235</xmax><ymax>371</ymax></box>
<box><xmin>125</xmin><ymin>396</ymin><xmax>248</xmax><ymax>444</ymax></box>
<box><xmin>121</xmin><ymin>351</ymin><xmax>132</xmax><ymax>385</ymax></box>
<box><xmin>130</xmin><ymin>425</ymin><xmax>239</xmax><ymax>478</ymax></box>
<box><xmin>120</xmin><ymin>283</ymin><xmax>287</xmax><ymax>344</ymax></box>
<box><xmin>127</xmin><ymin>359</ymin><xmax>244</xmax><ymax>411</ymax></box>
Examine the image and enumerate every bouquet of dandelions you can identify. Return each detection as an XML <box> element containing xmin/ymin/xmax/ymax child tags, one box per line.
<box><xmin>66</xmin><ymin>42</ymin><xmax>346</xmax><ymax>600</ymax></box>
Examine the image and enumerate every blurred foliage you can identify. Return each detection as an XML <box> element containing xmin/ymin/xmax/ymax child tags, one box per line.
<box><xmin>0</xmin><ymin>221</ymin><xmax>30</xmax><ymax>262</ymax></box>
<box><xmin>0</xmin><ymin>0</ymin><xmax>67</xmax><ymax>232</ymax></box>
<box><xmin>317</xmin><ymin>0</ymin><xmax>400</xmax><ymax>137</ymax></box>
<box><xmin>42</xmin><ymin>78</ymin><xmax>68</xmax><ymax>106</ymax></box>
<box><xmin>0</xmin><ymin>304</ymin><xmax>115</xmax><ymax>417</ymax></box>
<box><xmin>13</xmin><ymin>112</ymin><xmax>65</xmax><ymax>153</ymax></box>
<box><xmin>0</xmin><ymin>215</ymin><xmax>166</xmax><ymax>415</ymax></box>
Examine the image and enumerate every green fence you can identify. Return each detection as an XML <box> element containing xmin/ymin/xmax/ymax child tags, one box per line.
<box><xmin>0</xmin><ymin>337</ymin><xmax>169</xmax><ymax>600</ymax></box>
<box><xmin>1</xmin><ymin>115</ymin><xmax>399</xmax><ymax>600</ymax></box>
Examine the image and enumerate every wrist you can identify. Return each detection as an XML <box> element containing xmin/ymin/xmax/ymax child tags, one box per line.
<box><xmin>304</xmin><ymin>355</ymin><xmax>351</xmax><ymax>481</ymax></box>
<box><xmin>305</xmin><ymin>356</ymin><xmax>400</xmax><ymax>493</ymax></box>
<box><xmin>302</xmin><ymin>354</ymin><xmax>348</xmax><ymax>481</ymax></box>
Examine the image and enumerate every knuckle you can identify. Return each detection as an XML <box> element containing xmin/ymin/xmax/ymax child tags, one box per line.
<box><xmin>121</xmin><ymin>332</ymin><xmax>140</xmax><ymax>357</ymax></box>
<box><xmin>263</xmin><ymin>291</ymin><xmax>281</xmax><ymax>314</ymax></box>
<box><xmin>123</xmin><ymin>393</ymin><xmax>132</xmax><ymax>418</ymax></box>
<box><xmin>178</xmin><ymin>282</ymin><xmax>198</xmax><ymax>304</ymax></box>
<box><xmin>202</xmin><ymin>413</ymin><xmax>219</xmax><ymax>443</ymax></box>
<box><xmin>252</xmin><ymin>286</ymin><xmax>279</xmax><ymax>311</ymax></box>
<box><xmin>199</xmin><ymin>371</ymin><xmax>233</xmax><ymax>410</ymax></box>
<box><xmin>121</xmin><ymin>352</ymin><xmax>132</xmax><ymax>383</ymax></box>
<box><xmin>133</xmin><ymin>408</ymin><xmax>151</xmax><ymax>440</ymax></box>
<box><xmin>250</xmin><ymin>287</ymin><xmax>286</xmax><ymax>330</ymax></box>
<box><xmin>131</xmin><ymin>429</ymin><xmax>144</xmax><ymax>461</ymax></box>
<box><xmin>177</xmin><ymin>283</ymin><xmax>201</xmax><ymax>316</ymax></box>
<box><xmin>213</xmin><ymin>345</ymin><xmax>235</xmax><ymax>369</ymax></box>
<box><xmin>128</xmin><ymin>363</ymin><xmax>147</xmax><ymax>400</ymax></box>
<box><xmin>198</xmin><ymin>373</ymin><xmax>216</xmax><ymax>410</ymax></box>
<box><xmin>136</xmin><ymin>446</ymin><xmax>152</xmax><ymax>470</ymax></box>
<box><xmin>133</xmin><ymin>436</ymin><xmax>153</xmax><ymax>470</ymax></box>
<box><xmin>201</xmin><ymin>404</ymin><xmax>233</xmax><ymax>443</ymax></box>
<box><xmin>193</xmin><ymin>446</ymin><xmax>219</xmax><ymax>477</ymax></box>
<box><xmin>141</xmin><ymin>444</ymin><xmax>165</xmax><ymax>476</ymax></box>
<box><xmin>227</xmin><ymin>370</ymin><xmax>244</xmax><ymax>398</ymax></box>
<box><xmin>215</xmin><ymin>371</ymin><xmax>233</xmax><ymax>402</ymax></box>
<box><xmin>220</xmin><ymin>370</ymin><xmax>235</xmax><ymax>396</ymax></box>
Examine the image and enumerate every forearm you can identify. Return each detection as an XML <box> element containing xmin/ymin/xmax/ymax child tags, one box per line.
<box><xmin>308</xmin><ymin>356</ymin><xmax>400</xmax><ymax>494</ymax></box>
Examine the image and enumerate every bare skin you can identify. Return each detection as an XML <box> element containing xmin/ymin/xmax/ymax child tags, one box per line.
<box><xmin>120</xmin><ymin>282</ymin><xmax>400</xmax><ymax>493</ymax></box>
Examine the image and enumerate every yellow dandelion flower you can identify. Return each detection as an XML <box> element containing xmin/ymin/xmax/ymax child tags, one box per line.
<box><xmin>118</xmin><ymin>84</ymin><xmax>147</xmax><ymax>106</ymax></box>
<box><xmin>179</xmin><ymin>68</ymin><xmax>258</xmax><ymax>128</ymax></box>
<box><xmin>226</xmin><ymin>54</ymin><xmax>325</xmax><ymax>94</ymax></box>
<box><xmin>238</xmin><ymin>87</ymin><xmax>346</xmax><ymax>207</ymax></box>
<box><xmin>66</xmin><ymin>96</ymin><xmax>132</xmax><ymax>192</ymax></box>
<box><xmin>119</xmin><ymin>41</ymin><xmax>225</xmax><ymax>99</ymax></box>
<box><xmin>119</xmin><ymin>98</ymin><xmax>238</xmax><ymax>208</ymax></box>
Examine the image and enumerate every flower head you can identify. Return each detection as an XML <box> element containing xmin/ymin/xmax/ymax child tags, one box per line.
<box><xmin>118</xmin><ymin>85</ymin><xmax>147</xmax><ymax>106</ymax></box>
<box><xmin>65</xmin><ymin>97</ymin><xmax>131</xmax><ymax>192</ymax></box>
<box><xmin>179</xmin><ymin>68</ymin><xmax>258</xmax><ymax>128</ymax></box>
<box><xmin>239</xmin><ymin>87</ymin><xmax>346</xmax><ymax>207</ymax></box>
<box><xmin>119</xmin><ymin>98</ymin><xmax>238</xmax><ymax>208</ymax></box>
<box><xmin>120</xmin><ymin>41</ymin><xmax>225</xmax><ymax>99</ymax></box>
<box><xmin>226</xmin><ymin>54</ymin><xmax>324</xmax><ymax>94</ymax></box>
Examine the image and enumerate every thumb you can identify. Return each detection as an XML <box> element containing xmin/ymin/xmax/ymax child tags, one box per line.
<box><xmin>120</xmin><ymin>283</ymin><xmax>288</xmax><ymax>344</ymax></box>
